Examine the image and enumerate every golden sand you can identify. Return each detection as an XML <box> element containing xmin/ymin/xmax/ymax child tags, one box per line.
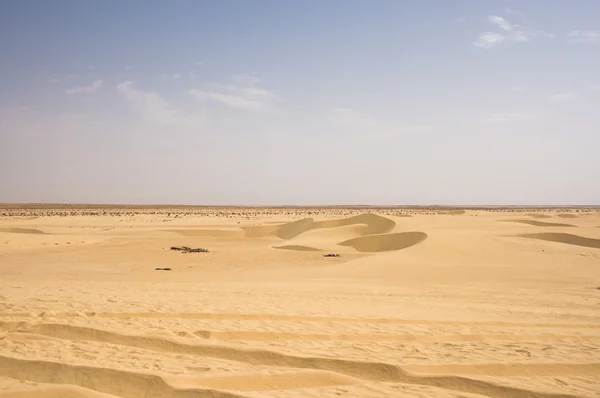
<box><xmin>0</xmin><ymin>206</ymin><xmax>599</xmax><ymax>397</ymax></box>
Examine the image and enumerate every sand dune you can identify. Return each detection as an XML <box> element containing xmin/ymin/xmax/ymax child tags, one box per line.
<box><xmin>244</xmin><ymin>213</ymin><xmax>396</xmax><ymax>241</ymax></box>
<box><xmin>289</xmin><ymin>224</ymin><xmax>365</xmax><ymax>242</ymax></box>
<box><xmin>313</xmin><ymin>213</ymin><xmax>396</xmax><ymax>234</ymax></box>
<box><xmin>272</xmin><ymin>218</ymin><xmax>316</xmax><ymax>240</ymax></box>
<box><xmin>240</xmin><ymin>213</ymin><xmax>404</xmax><ymax>252</ymax></box>
<box><xmin>525</xmin><ymin>213</ymin><xmax>553</xmax><ymax>219</ymax></box>
<box><xmin>268</xmin><ymin>214</ymin><xmax>421</xmax><ymax>253</ymax></box>
<box><xmin>339</xmin><ymin>232</ymin><xmax>428</xmax><ymax>252</ymax></box>
<box><xmin>519</xmin><ymin>233</ymin><xmax>600</xmax><ymax>249</ymax></box>
<box><xmin>556</xmin><ymin>214</ymin><xmax>579</xmax><ymax>219</ymax></box>
<box><xmin>242</xmin><ymin>223</ymin><xmax>281</xmax><ymax>238</ymax></box>
<box><xmin>1</xmin><ymin>206</ymin><xmax>599</xmax><ymax>397</ymax></box>
<box><xmin>275</xmin><ymin>225</ymin><xmax>371</xmax><ymax>252</ymax></box>
<box><xmin>502</xmin><ymin>220</ymin><xmax>576</xmax><ymax>227</ymax></box>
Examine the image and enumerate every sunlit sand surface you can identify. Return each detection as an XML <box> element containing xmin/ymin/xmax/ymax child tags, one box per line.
<box><xmin>1</xmin><ymin>205</ymin><xmax>599</xmax><ymax>397</ymax></box>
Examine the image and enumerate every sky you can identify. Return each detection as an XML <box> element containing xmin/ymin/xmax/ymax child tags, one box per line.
<box><xmin>1</xmin><ymin>0</ymin><xmax>599</xmax><ymax>205</ymax></box>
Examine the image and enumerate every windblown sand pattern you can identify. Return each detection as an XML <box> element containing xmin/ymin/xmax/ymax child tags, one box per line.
<box><xmin>501</xmin><ymin>220</ymin><xmax>576</xmax><ymax>228</ymax></box>
<box><xmin>1</xmin><ymin>205</ymin><xmax>599</xmax><ymax>397</ymax></box>
<box><xmin>0</xmin><ymin>228</ymin><xmax>44</xmax><ymax>234</ymax></box>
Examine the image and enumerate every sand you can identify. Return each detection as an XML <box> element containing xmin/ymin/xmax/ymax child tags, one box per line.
<box><xmin>0</xmin><ymin>205</ymin><xmax>599</xmax><ymax>398</ymax></box>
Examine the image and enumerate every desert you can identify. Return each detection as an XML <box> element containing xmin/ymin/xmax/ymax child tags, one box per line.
<box><xmin>0</xmin><ymin>205</ymin><xmax>599</xmax><ymax>398</ymax></box>
<box><xmin>3</xmin><ymin>0</ymin><xmax>600</xmax><ymax>396</ymax></box>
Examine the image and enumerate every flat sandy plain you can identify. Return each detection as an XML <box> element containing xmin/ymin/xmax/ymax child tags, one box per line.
<box><xmin>0</xmin><ymin>205</ymin><xmax>599</xmax><ymax>398</ymax></box>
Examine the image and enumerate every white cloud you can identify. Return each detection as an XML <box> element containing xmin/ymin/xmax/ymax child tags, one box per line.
<box><xmin>116</xmin><ymin>81</ymin><xmax>205</xmax><ymax>127</ymax></box>
<box><xmin>549</xmin><ymin>92</ymin><xmax>575</xmax><ymax>102</ymax></box>
<box><xmin>489</xmin><ymin>16</ymin><xmax>513</xmax><ymax>32</ymax></box>
<box><xmin>474</xmin><ymin>32</ymin><xmax>505</xmax><ymax>49</ymax></box>
<box><xmin>187</xmin><ymin>76</ymin><xmax>276</xmax><ymax>112</ymax></box>
<box><xmin>566</xmin><ymin>30</ymin><xmax>600</xmax><ymax>43</ymax></box>
<box><xmin>65</xmin><ymin>80</ymin><xmax>103</xmax><ymax>95</ymax></box>
<box><xmin>590</xmin><ymin>85</ymin><xmax>600</xmax><ymax>91</ymax></box>
<box><xmin>474</xmin><ymin>15</ymin><xmax>552</xmax><ymax>49</ymax></box>
<box><xmin>483</xmin><ymin>112</ymin><xmax>537</xmax><ymax>124</ymax></box>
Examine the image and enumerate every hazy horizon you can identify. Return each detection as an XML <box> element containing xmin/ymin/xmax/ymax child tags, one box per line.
<box><xmin>2</xmin><ymin>1</ymin><xmax>599</xmax><ymax>205</ymax></box>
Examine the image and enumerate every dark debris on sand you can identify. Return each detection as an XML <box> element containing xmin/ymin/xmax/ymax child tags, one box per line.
<box><xmin>170</xmin><ymin>246</ymin><xmax>209</xmax><ymax>253</ymax></box>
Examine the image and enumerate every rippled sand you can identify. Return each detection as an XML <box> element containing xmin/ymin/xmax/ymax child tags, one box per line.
<box><xmin>1</xmin><ymin>206</ymin><xmax>599</xmax><ymax>397</ymax></box>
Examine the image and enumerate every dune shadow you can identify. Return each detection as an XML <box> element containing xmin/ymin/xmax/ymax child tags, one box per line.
<box><xmin>339</xmin><ymin>232</ymin><xmax>427</xmax><ymax>253</ymax></box>
<box><xmin>244</xmin><ymin>213</ymin><xmax>396</xmax><ymax>240</ymax></box>
<box><xmin>519</xmin><ymin>233</ymin><xmax>600</xmax><ymax>249</ymax></box>
<box><xmin>313</xmin><ymin>214</ymin><xmax>395</xmax><ymax>235</ymax></box>
<box><xmin>556</xmin><ymin>214</ymin><xmax>579</xmax><ymax>219</ymax></box>
<box><xmin>273</xmin><ymin>245</ymin><xmax>322</xmax><ymax>252</ymax></box>
<box><xmin>501</xmin><ymin>220</ymin><xmax>575</xmax><ymax>228</ymax></box>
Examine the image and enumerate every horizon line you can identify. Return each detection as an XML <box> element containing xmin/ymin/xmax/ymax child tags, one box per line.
<box><xmin>1</xmin><ymin>202</ymin><xmax>599</xmax><ymax>210</ymax></box>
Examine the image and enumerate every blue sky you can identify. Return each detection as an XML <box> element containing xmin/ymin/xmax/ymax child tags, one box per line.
<box><xmin>1</xmin><ymin>1</ymin><xmax>599</xmax><ymax>205</ymax></box>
